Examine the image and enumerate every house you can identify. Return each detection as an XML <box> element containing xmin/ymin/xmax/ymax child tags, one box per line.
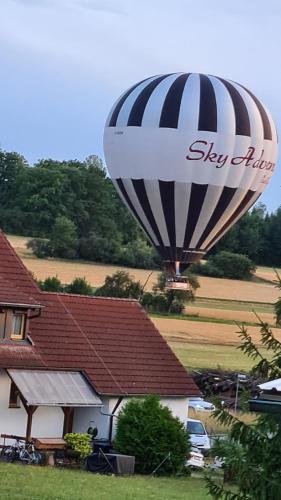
<box><xmin>0</xmin><ymin>230</ymin><xmax>200</xmax><ymax>443</ymax></box>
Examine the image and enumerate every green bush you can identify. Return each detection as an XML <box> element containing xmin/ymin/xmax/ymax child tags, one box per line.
<box><xmin>121</xmin><ymin>239</ymin><xmax>160</xmax><ymax>269</ymax></box>
<box><xmin>192</xmin><ymin>251</ymin><xmax>256</xmax><ymax>280</ymax></box>
<box><xmin>38</xmin><ymin>275</ymin><xmax>64</xmax><ymax>292</ymax></box>
<box><xmin>64</xmin><ymin>433</ymin><xmax>91</xmax><ymax>460</ymax></box>
<box><xmin>114</xmin><ymin>395</ymin><xmax>190</xmax><ymax>475</ymax></box>
<box><xmin>95</xmin><ymin>271</ymin><xmax>142</xmax><ymax>299</ymax></box>
<box><xmin>66</xmin><ymin>277</ymin><xmax>93</xmax><ymax>295</ymax></box>
<box><xmin>27</xmin><ymin>238</ymin><xmax>53</xmax><ymax>258</ymax></box>
<box><xmin>141</xmin><ymin>292</ymin><xmax>169</xmax><ymax>312</ymax></box>
<box><xmin>169</xmin><ymin>300</ymin><xmax>185</xmax><ymax>314</ymax></box>
<box><xmin>78</xmin><ymin>233</ymin><xmax>123</xmax><ymax>264</ymax></box>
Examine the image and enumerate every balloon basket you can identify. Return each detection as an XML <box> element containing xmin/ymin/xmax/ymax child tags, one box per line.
<box><xmin>165</xmin><ymin>276</ymin><xmax>190</xmax><ymax>291</ymax></box>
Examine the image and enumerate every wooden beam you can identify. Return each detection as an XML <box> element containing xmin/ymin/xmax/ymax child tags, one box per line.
<box><xmin>25</xmin><ymin>406</ymin><xmax>37</xmax><ymax>441</ymax></box>
<box><xmin>62</xmin><ymin>407</ymin><xmax>74</xmax><ymax>436</ymax></box>
<box><xmin>7</xmin><ymin>380</ymin><xmax>38</xmax><ymax>441</ymax></box>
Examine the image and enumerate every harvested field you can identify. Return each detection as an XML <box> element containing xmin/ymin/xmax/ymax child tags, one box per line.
<box><xmin>195</xmin><ymin>276</ymin><xmax>277</xmax><ymax>303</ymax></box>
<box><xmin>255</xmin><ymin>266</ymin><xmax>281</xmax><ymax>283</ymax></box>
<box><xmin>7</xmin><ymin>235</ymin><xmax>279</xmax><ymax>303</ymax></box>
<box><xmin>151</xmin><ymin>317</ymin><xmax>281</xmax><ymax>347</ymax></box>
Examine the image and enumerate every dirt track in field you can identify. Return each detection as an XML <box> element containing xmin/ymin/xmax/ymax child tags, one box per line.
<box><xmin>8</xmin><ymin>235</ymin><xmax>278</xmax><ymax>303</ymax></box>
<box><xmin>151</xmin><ymin>317</ymin><xmax>281</xmax><ymax>347</ymax></box>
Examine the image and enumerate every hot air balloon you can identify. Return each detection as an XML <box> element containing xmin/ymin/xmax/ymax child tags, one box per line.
<box><xmin>103</xmin><ymin>73</ymin><xmax>278</xmax><ymax>289</ymax></box>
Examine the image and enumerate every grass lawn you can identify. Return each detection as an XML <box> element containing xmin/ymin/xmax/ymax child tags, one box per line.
<box><xmin>0</xmin><ymin>463</ymin><xmax>210</xmax><ymax>500</ymax></box>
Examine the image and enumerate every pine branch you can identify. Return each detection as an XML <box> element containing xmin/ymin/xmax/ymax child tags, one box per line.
<box><xmin>205</xmin><ymin>475</ymin><xmax>247</xmax><ymax>500</ymax></box>
<box><xmin>253</xmin><ymin>311</ymin><xmax>281</xmax><ymax>353</ymax></box>
<box><xmin>273</xmin><ymin>269</ymin><xmax>281</xmax><ymax>289</ymax></box>
<box><xmin>236</xmin><ymin>323</ymin><xmax>264</xmax><ymax>360</ymax></box>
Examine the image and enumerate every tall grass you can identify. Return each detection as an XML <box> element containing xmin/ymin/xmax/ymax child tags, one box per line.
<box><xmin>188</xmin><ymin>408</ymin><xmax>256</xmax><ymax>435</ymax></box>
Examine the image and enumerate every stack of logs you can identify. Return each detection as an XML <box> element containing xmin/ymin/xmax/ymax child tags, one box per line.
<box><xmin>192</xmin><ymin>369</ymin><xmax>265</xmax><ymax>409</ymax></box>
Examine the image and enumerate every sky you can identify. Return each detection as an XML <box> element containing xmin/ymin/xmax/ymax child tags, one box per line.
<box><xmin>0</xmin><ymin>0</ymin><xmax>280</xmax><ymax>212</ymax></box>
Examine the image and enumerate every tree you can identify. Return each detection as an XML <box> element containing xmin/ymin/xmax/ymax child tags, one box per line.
<box><xmin>114</xmin><ymin>395</ymin><xmax>190</xmax><ymax>475</ymax></box>
<box><xmin>49</xmin><ymin>216</ymin><xmax>78</xmax><ymax>259</ymax></box>
<box><xmin>206</xmin><ymin>277</ymin><xmax>281</xmax><ymax>499</ymax></box>
<box><xmin>66</xmin><ymin>277</ymin><xmax>93</xmax><ymax>295</ymax></box>
<box><xmin>193</xmin><ymin>251</ymin><xmax>256</xmax><ymax>280</ymax></box>
<box><xmin>95</xmin><ymin>271</ymin><xmax>142</xmax><ymax>299</ymax></box>
<box><xmin>38</xmin><ymin>276</ymin><xmax>63</xmax><ymax>292</ymax></box>
<box><xmin>27</xmin><ymin>238</ymin><xmax>53</xmax><ymax>259</ymax></box>
<box><xmin>141</xmin><ymin>270</ymin><xmax>199</xmax><ymax>314</ymax></box>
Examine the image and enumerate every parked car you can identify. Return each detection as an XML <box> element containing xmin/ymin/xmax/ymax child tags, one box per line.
<box><xmin>186</xmin><ymin>418</ymin><xmax>211</xmax><ymax>455</ymax></box>
<box><xmin>186</xmin><ymin>446</ymin><xmax>205</xmax><ymax>468</ymax></box>
<box><xmin>188</xmin><ymin>398</ymin><xmax>215</xmax><ymax>412</ymax></box>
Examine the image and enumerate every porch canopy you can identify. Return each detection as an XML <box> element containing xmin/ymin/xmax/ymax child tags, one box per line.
<box><xmin>7</xmin><ymin>369</ymin><xmax>102</xmax><ymax>407</ymax></box>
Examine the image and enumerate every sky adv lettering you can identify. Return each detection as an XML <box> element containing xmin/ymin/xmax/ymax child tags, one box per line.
<box><xmin>186</xmin><ymin>140</ymin><xmax>275</xmax><ymax>171</ymax></box>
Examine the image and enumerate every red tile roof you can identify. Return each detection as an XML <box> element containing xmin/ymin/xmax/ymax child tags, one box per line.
<box><xmin>0</xmin><ymin>343</ymin><xmax>45</xmax><ymax>369</ymax></box>
<box><xmin>0</xmin><ymin>232</ymin><xmax>40</xmax><ymax>295</ymax></box>
<box><xmin>0</xmin><ymin>231</ymin><xmax>199</xmax><ymax>397</ymax></box>
<box><xmin>0</xmin><ymin>275</ymin><xmax>41</xmax><ymax>308</ymax></box>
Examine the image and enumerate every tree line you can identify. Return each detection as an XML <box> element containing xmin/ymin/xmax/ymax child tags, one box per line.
<box><xmin>1</xmin><ymin>148</ymin><xmax>281</xmax><ymax>267</ymax></box>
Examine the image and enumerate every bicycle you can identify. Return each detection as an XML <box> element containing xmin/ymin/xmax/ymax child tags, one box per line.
<box><xmin>0</xmin><ymin>435</ymin><xmax>23</xmax><ymax>462</ymax></box>
<box><xmin>19</xmin><ymin>440</ymin><xmax>41</xmax><ymax>465</ymax></box>
<box><xmin>1</xmin><ymin>435</ymin><xmax>41</xmax><ymax>465</ymax></box>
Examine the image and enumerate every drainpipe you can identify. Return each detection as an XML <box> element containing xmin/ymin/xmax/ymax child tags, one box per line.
<box><xmin>108</xmin><ymin>397</ymin><xmax>123</xmax><ymax>445</ymax></box>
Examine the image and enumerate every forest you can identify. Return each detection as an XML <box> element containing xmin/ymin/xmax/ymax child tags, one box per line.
<box><xmin>1</xmin><ymin>148</ymin><xmax>281</xmax><ymax>269</ymax></box>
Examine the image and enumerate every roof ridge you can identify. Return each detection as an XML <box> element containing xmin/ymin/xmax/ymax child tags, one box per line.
<box><xmin>41</xmin><ymin>291</ymin><xmax>138</xmax><ymax>302</ymax></box>
<box><xmin>0</xmin><ymin>231</ymin><xmax>40</xmax><ymax>293</ymax></box>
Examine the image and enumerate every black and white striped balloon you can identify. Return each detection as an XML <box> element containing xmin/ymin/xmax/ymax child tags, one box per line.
<box><xmin>103</xmin><ymin>73</ymin><xmax>278</xmax><ymax>271</ymax></box>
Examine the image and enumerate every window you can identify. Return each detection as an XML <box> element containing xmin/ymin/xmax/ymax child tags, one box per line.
<box><xmin>186</xmin><ymin>421</ymin><xmax>206</xmax><ymax>435</ymax></box>
<box><xmin>9</xmin><ymin>381</ymin><xmax>20</xmax><ymax>408</ymax></box>
<box><xmin>11</xmin><ymin>314</ymin><xmax>25</xmax><ymax>340</ymax></box>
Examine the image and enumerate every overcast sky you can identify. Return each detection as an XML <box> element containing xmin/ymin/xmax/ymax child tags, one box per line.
<box><xmin>0</xmin><ymin>0</ymin><xmax>280</xmax><ymax>211</ymax></box>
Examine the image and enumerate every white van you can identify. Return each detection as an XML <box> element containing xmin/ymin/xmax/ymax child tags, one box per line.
<box><xmin>186</xmin><ymin>418</ymin><xmax>211</xmax><ymax>455</ymax></box>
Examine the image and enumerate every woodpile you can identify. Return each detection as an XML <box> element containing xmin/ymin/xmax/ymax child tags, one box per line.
<box><xmin>192</xmin><ymin>369</ymin><xmax>265</xmax><ymax>409</ymax></box>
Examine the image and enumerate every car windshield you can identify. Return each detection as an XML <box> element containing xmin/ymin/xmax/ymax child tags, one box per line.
<box><xmin>187</xmin><ymin>421</ymin><xmax>205</xmax><ymax>435</ymax></box>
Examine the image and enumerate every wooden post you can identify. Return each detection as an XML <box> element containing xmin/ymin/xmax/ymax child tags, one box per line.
<box><xmin>25</xmin><ymin>406</ymin><xmax>37</xmax><ymax>441</ymax></box>
<box><xmin>62</xmin><ymin>407</ymin><xmax>74</xmax><ymax>436</ymax></box>
<box><xmin>14</xmin><ymin>388</ymin><xmax>37</xmax><ymax>441</ymax></box>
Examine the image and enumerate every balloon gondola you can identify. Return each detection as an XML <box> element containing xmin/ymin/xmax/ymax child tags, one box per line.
<box><xmin>104</xmin><ymin>73</ymin><xmax>277</xmax><ymax>289</ymax></box>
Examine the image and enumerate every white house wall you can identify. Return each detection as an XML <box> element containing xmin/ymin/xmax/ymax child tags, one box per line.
<box><xmin>0</xmin><ymin>370</ymin><xmax>64</xmax><ymax>443</ymax></box>
<box><xmin>73</xmin><ymin>395</ymin><xmax>189</xmax><ymax>442</ymax></box>
<box><xmin>0</xmin><ymin>370</ymin><xmax>27</xmax><ymax>444</ymax></box>
<box><xmin>31</xmin><ymin>407</ymin><xmax>63</xmax><ymax>438</ymax></box>
<box><xmin>73</xmin><ymin>399</ymin><xmax>109</xmax><ymax>438</ymax></box>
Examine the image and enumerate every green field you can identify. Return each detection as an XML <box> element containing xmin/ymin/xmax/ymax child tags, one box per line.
<box><xmin>0</xmin><ymin>463</ymin><xmax>210</xmax><ymax>500</ymax></box>
<box><xmin>173</xmin><ymin>342</ymin><xmax>270</xmax><ymax>372</ymax></box>
<box><xmin>194</xmin><ymin>297</ymin><xmax>274</xmax><ymax>314</ymax></box>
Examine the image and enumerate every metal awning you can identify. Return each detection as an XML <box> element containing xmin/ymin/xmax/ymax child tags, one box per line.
<box><xmin>7</xmin><ymin>369</ymin><xmax>102</xmax><ymax>407</ymax></box>
<box><xmin>258</xmin><ymin>378</ymin><xmax>281</xmax><ymax>392</ymax></box>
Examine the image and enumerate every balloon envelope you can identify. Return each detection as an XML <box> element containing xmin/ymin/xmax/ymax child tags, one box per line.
<box><xmin>104</xmin><ymin>73</ymin><xmax>278</xmax><ymax>271</ymax></box>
